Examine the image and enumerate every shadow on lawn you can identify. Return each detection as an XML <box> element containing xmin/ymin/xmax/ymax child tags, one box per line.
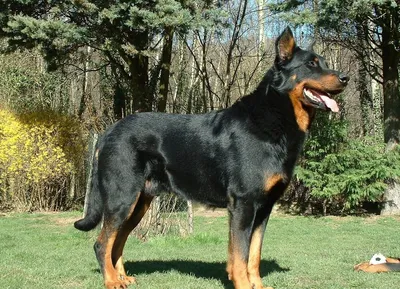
<box><xmin>124</xmin><ymin>259</ymin><xmax>289</xmax><ymax>289</ymax></box>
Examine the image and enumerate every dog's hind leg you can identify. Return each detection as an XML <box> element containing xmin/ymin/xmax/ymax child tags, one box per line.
<box><xmin>112</xmin><ymin>193</ymin><xmax>154</xmax><ymax>285</ymax></box>
<box><xmin>94</xmin><ymin>192</ymin><xmax>142</xmax><ymax>289</ymax></box>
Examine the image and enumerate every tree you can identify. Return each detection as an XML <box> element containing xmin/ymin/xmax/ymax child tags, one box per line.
<box><xmin>0</xmin><ymin>0</ymin><xmax>225</xmax><ymax>116</ymax></box>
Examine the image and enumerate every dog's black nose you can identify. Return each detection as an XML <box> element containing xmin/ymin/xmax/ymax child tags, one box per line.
<box><xmin>339</xmin><ymin>74</ymin><xmax>350</xmax><ymax>84</ymax></box>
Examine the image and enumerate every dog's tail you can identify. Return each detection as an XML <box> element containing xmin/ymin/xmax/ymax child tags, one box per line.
<box><xmin>74</xmin><ymin>137</ymin><xmax>104</xmax><ymax>232</ymax></box>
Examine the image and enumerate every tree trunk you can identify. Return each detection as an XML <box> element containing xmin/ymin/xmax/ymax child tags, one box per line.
<box><xmin>113</xmin><ymin>83</ymin><xmax>126</xmax><ymax>119</ymax></box>
<box><xmin>213</xmin><ymin>51</ymin><xmax>222</xmax><ymax>106</ymax></box>
<box><xmin>371</xmin><ymin>78</ymin><xmax>382</xmax><ymax>136</ymax></box>
<box><xmin>356</xmin><ymin>24</ymin><xmax>374</xmax><ymax>136</ymax></box>
<box><xmin>257</xmin><ymin>0</ymin><xmax>265</xmax><ymax>62</ymax></box>
<box><xmin>381</xmin><ymin>183</ymin><xmax>400</xmax><ymax>215</ymax></box>
<box><xmin>110</xmin><ymin>30</ymin><xmax>150</xmax><ymax>117</ymax></box>
<box><xmin>187</xmin><ymin>200</ymin><xmax>193</xmax><ymax>234</ymax></box>
<box><xmin>157</xmin><ymin>27</ymin><xmax>174</xmax><ymax>113</ymax></box>
<box><xmin>172</xmin><ymin>37</ymin><xmax>185</xmax><ymax>113</ymax></box>
<box><xmin>381</xmin><ymin>7</ymin><xmax>400</xmax><ymax>214</ymax></box>
<box><xmin>358</xmin><ymin>59</ymin><xmax>374</xmax><ymax>136</ymax></box>
<box><xmin>130</xmin><ymin>55</ymin><xmax>150</xmax><ymax>112</ymax></box>
<box><xmin>83</xmin><ymin>132</ymin><xmax>98</xmax><ymax>217</ymax></box>
<box><xmin>187</xmin><ymin>33</ymin><xmax>199</xmax><ymax>114</ymax></box>
<box><xmin>382</xmin><ymin>28</ymin><xmax>400</xmax><ymax>148</ymax></box>
<box><xmin>130</xmin><ymin>31</ymin><xmax>151</xmax><ymax>112</ymax></box>
<box><xmin>201</xmin><ymin>29</ymin><xmax>209</xmax><ymax>112</ymax></box>
<box><xmin>79</xmin><ymin>46</ymin><xmax>91</xmax><ymax>118</ymax></box>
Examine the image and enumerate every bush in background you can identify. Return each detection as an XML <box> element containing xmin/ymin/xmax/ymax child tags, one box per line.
<box><xmin>296</xmin><ymin>137</ymin><xmax>400</xmax><ymax>215</ymax></box>
<box><xmin>282</xmin><ymin>111</ymin><xmax>400</xmax><ymax>215</ymax></box>
<box><xmin>0</xmin><ymin>108</ymin><xmax>86</xmax><ymax>211</ymax></box>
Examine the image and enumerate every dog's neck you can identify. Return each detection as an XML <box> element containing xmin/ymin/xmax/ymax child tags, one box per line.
<box><xmin>243</xmin><ymin>66</ymin><xmax>316</xmax><ymax>133</ymax></box>
<box><xmin>235</xmin><ymin>70</ymin><xmax>312</xmax><ymax>136</ymax></box>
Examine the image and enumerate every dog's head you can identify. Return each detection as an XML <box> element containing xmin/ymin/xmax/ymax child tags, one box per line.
<box><xmin>274</xmin><ymin>27</ymin><xmax>349</xmax><ymax>113</ymax></box>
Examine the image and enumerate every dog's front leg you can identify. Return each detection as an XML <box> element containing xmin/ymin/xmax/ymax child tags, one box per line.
<box><xmin>227</xmin><ymin>197</ymin><xmax>255</xmax><ymax>289</ymax></box>
<box><xmin>248</xmin><ymin>205</ymin><xmax>274</xmax><ymax>289</ymax></box>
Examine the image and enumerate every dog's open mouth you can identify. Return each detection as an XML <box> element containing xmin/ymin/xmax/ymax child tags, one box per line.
<box><xmin>303</xmin><ymin>88</ymin><xmax>339</xmax><ymax>113</ymax></box>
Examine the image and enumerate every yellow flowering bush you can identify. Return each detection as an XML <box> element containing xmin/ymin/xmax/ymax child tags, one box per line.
<box><xmin>0</xmin><ymin>108</ymin><xmax>86</xmax><ymax>210</ymax></box>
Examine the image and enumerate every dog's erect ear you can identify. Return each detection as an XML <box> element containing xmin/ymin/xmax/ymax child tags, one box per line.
<box><xmin>276</xmin><ymin>27</ymin><xmax>296</xmax><ymax>62</ymax></box>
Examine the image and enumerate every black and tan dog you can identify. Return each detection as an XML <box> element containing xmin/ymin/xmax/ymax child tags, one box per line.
<box><xmin>74</xmin><ymin>27</ymin><xmax>349</xmax><ymax>289</ymax></box>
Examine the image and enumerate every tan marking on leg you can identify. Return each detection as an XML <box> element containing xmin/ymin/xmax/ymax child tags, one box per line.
<box><xmin>113</xmin><ymin>193</ymin><xmax>154</xmax><ymax>285</ymax></box>
<box><xmin>100</xmin><ymin>231</ymin><xmax>127</xmax><ymax>289</ymax></box>
<box><xmin>114</xmin><ymin>226</ymin><xmax>137</xmax><ymax>286</ymax></box>
<box><xmin>112</xmin><ymin>192</ymin><xmax>141</xmax><ymax>281</ymax></box>
<box><xmin>231</xmin><ymin>246</ymin><xmax>252</xmax><ymax>289</ymax></box>
<box><xmin>248</xmin><ymin>225</ymin><xmax>263</xmax><ymax>288</ymax></box>
<box><xmin>227</xmin><ymin>216</ymin><xmax>233</xmax><ymax>280</ymax></box>
<box><xmin>227</xmin><ymin>212</ymin><xmax>251</xmax><ymax>288</ymax></box>
<box><xmin>228</xmin><ymin>229</ymin><xmax>252</xmax><ymax>289</ymax></box>
<box><xmin>247</xmin><ymin>226</ymin><xmax>274</xmax><ymax>289</ymax></box>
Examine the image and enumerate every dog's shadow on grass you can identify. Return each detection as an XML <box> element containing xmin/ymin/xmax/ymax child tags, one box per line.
<box><xmin>124</xmin><ymin>259</ymin><xmax>289</xmax><ymax>289</ymax></box>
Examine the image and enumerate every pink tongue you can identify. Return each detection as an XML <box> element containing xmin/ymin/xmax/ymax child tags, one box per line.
<box><xmin>320</xmin><ymin>95</ymin><xmax>339</xmax><ymax>113</ymax></box>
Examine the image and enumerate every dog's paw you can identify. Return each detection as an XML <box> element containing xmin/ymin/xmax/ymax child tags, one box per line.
<box><xmin>119</xmin><ymin>275</ymin><xmax>137</xmax><ymax>286</ymax></box>
<box><xmin>105</xmin><ymin>280</ymin><xmax>128</xmax><ymax>289</ymax></box>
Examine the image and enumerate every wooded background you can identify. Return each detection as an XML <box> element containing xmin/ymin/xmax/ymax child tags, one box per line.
<box><xmin>0</xmin><ymin>0</ymin><xmax>399</xmax><ymax>215</ymax></box>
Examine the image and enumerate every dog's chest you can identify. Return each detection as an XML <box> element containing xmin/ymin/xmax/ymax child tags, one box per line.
<box><xmin>257</xmin><ymin>133</ymin><xmax>305</xmax><ymax>191</ymax></box>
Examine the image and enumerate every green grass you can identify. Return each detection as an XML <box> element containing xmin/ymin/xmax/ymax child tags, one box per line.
<box><xmin>1</xmin><ymin>212</ymin><xmax>400</xmax><ymax>289</ymax></box>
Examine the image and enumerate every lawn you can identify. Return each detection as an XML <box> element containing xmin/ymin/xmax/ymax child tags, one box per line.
<box><xmin>0</xmin><ymin>211</ymin><xmax>399</xmax><ymax>289</ymax></box>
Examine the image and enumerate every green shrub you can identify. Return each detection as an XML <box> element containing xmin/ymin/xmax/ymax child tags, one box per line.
<box><xmin>281</xmin><ymin>108</ymin><xmax>400</xmax><ymax>215</ymax></box>
<box><xmin>297</xmin><ymin>137</ymin><xmax>400</xmax><ymax>213</ymax></box>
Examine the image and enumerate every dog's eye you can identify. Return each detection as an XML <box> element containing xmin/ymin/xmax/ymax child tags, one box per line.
<box><xmin>308</xmin><ymin>61</ymin><xmax>318</xmax><ymax>67</ymax></box>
